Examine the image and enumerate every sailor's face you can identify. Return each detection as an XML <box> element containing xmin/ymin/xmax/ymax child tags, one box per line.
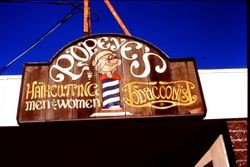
<box><xmin>98</xmin><ymin>54</ymin><xmax>121</xmax><ymax>72</ymax></box>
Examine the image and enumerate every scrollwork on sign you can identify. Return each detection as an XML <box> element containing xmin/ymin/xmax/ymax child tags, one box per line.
<box><xmin>49</xmin><ymin>53</ymin><xmax>90</xmax><ymax>82</ymax></box>
<box><xmin>129</xmin><ymin>52</ymin><xmax>167</xmax><ymax>78</ymax></box>
<box><xmin>122</xmin><ymin>81</ymin><xmax>197</xmax><ymax>109</ymax></box>
<box><xmin>49</xmin><ymin>36</ymin><xmax>167</xmax><ymax>82</ymax></box>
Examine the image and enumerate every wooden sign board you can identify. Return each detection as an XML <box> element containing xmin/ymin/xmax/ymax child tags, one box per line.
<box><xmin>17</xmin><ymin>34</ymin><xmax>206</xmax><ymax>124</ymax></box>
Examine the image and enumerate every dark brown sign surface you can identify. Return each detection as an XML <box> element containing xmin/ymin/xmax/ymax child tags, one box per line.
<box><xmin>17</xmin><ymin>34</ymin><xmax>206</xmax><ymax>124</ymax></box>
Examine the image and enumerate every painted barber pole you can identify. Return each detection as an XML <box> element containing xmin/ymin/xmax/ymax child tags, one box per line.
<box><xmin>90</xmin><ymin>50</ymin><xmax>132</xmax><ymax>116</ymax></box>
<box><xmin>101</xmin><ymin>76</ymin><xmax>121</xmax><ymax>110</ymax></box>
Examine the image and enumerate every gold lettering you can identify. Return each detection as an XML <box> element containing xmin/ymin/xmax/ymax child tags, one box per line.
<box><xmin>122</xmin><ymin>81</ymin><xmax>197</xmax><ymax>109</ymax></box>
<box><xmin>25</xmin><ymin>82</ymin><xmax>34</xmax><ymax>99</ymax></box>
<box><xmin>165</xmin><ymin>85</ymin><xmax>172</xmax><ymax>99</ymax></box>
<box><xmin>143</xmin><ymin>87</ymin><xmax>154</xmax><ymax>101</ymax></box>
<box><xmin>42</xmin><ymin>82</ymin><xmax>51</xmax><ymax>98</ymax></box>
<box><xmin>34</xmin><ymin>84</ymin><xmax>41</xmax><ymax>99</ymax></box>
<box><xmin>25</xmin><ymin>101</ymin><xmax>36</xmax><ymax>111</ymax></box>
<box><xmin>152</xmin><ymin>86</ymin><xmax>159</xmax><ymax>99</ymax></box>
<box><xmin>88</xmin><ymin>82</ymin><xmax>99</xmax><ymax>96</ymax></box>
<box><xmin>171</xmin><ymin>84</ymin><xmax>180</xmax><ymax>101</ymax></box>
<box><xmin>25</xmin><ymin>100</ymin><xmax>50</xmax><ymax>111</ymax></box>
<box><xmin>85</xmin><ymin>99</ymin><xmax>92</xmax><ymax>108</ymax></box>
<box><xmin>24</xmin><ymin>81</ymin><xmax>100</xmax><ymax>100</ymax></box>
<box><xmin>35</xmin><ymin>101</ymin><xmax>43</xmax><ymax>110</ymax></box>
<box><xmin>93</xmin><ymin>98</ymin><xmax>101</xmax><ymax>108</ymax></box>
<box><xmin>56</xmin><ymin>98</ymin><xmax>101</xmax><ymax>109</ymax></box>
<box><xmin>77</xmin><ymin>84</ymin><xmax>84</xmax><ymax>97</ymax></box>
<box><xmin>50</xmin><ymin>85</ymin><xmax>57</xmax><ymax>98</ymax></box>
<box><xmin>75</xmin><ymin>99</ymin><xmax>86</xmax><ymax>108</ymax></box>
<box><xmin>64</xmin><ymin>84</ymin><xmax>75</xmax><ymax>97</ymax></box>
<box><xmin>159</xmin><ymin>85</ymin><xmax>166</xmax><ymax>99</ymax></box>
<box><xmin>57</xmin><ymin>85</ymin><xmax>65</xmax><ymax>97</ymax></box>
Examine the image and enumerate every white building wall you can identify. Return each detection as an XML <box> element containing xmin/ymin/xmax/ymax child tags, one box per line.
<box><xmin>199</xmin><ymin>69</ymin><xmax>247</xmax><ymax>119</ymax></box>
<box><xmin>0</xmin><ymin>75</ymin><xmax>21</xmax><ymax>126</ymax></box>
<box><xmin>0</xmin><ymin>69</ymin><xmax>247</xmax><ymax>126</ymax></box>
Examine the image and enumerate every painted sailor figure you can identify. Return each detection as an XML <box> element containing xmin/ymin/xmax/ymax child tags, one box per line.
<box><xmin>91</xmin><ymin>50</ymin><xmax>131</xmax><ymax>117</ymax></box>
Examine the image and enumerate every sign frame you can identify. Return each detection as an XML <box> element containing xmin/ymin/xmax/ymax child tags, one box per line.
<box><xmin>17</xmin><ymin>33</ymin><xmax>206</xmax><ymax>124</ymax></box>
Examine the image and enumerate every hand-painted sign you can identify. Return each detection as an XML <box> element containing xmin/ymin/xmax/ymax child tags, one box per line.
<box><xmin>17</xmin><ymin>34</ymin><xmax>206</xmax><ymax>124</ymax></box>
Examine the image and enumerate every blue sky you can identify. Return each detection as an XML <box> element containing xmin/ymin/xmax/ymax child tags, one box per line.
<box><xmin>0</xmin><ymin>0</ymin><xmax>247</xmax><ymax>75</ymax></box>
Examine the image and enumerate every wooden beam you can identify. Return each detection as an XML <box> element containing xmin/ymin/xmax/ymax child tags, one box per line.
<box><xmin>84</xmin><ymin>0</ymin><xmax>91</xmax><ymax>36</ymax></box>
<box><xmin>195</xmin><ymin>135</ymin><xmax>230</xmax><ymax>167</ymax></box>
<box><xmin>104</xmin><ymin>0</ymin><xmax>131</xmax><ymax>36</ymax></box>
